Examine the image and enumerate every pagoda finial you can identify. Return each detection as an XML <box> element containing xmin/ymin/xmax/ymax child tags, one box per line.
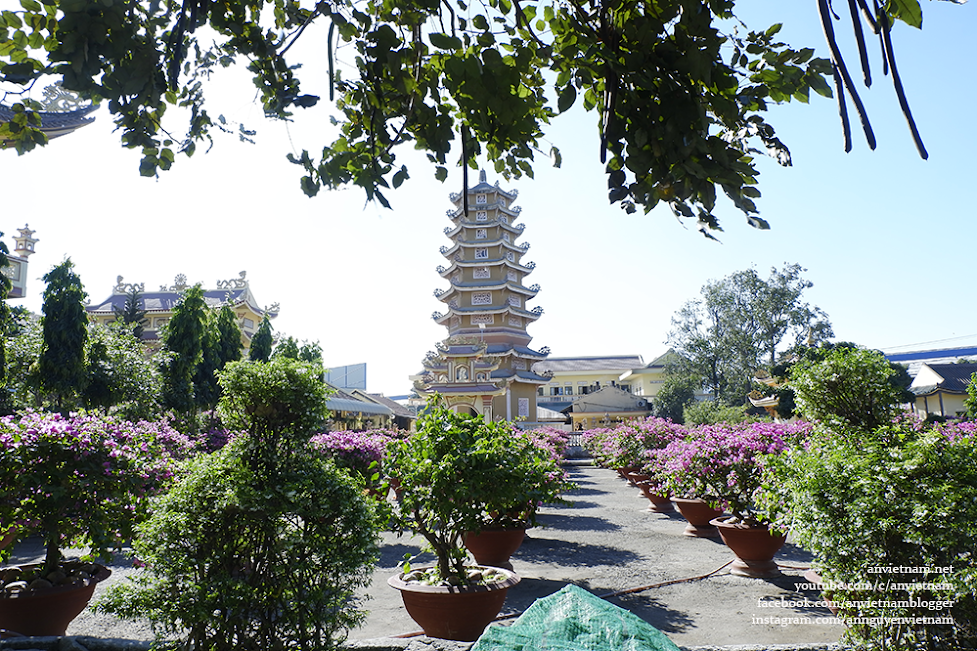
<box><xmin>13</xmin><ymin>224</ymin><xmax>38</xmax><ymax>258</ymax></box>
<box><xmin>479</xmin><ymin>169</ymin><xmax>486</xmax><ymax>184</ymax></box>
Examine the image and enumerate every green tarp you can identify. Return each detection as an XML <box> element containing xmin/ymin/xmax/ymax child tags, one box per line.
<box><xmin>471</xmin><ymin>584</ymin><xmax>683</xmax><ymax>651</ymax></box>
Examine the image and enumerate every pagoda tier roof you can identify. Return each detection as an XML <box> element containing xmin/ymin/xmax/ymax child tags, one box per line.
<box><xmin>434</xmin><ymin>304</ymin><xmax>541</xmax><ymax>325</ymax></box>
<box><xmin>441</xmin><ymin>239</ymin><xmax>528</xmax><ymax>258</ymax></box>
<box><xmin>491</xmin><ymin>368</ymin><xmax>552</xmax><ymax>384</ymax></box>
<box><xmin>438</xmin><ymin>258</ymin><xmax>534</xmax><ymax>276</ymax></box>
<box><xmin>0</xmin><ymin>102</ymin><xmax>98</xmax><ymax>140</ymax></box>
<box><xmin>439</xmin><ymin>280</ymin><xmax>539</xmax><ymax>297</ymax></box>
<box><xmin>88</xmin><ymin>285</ymin><xmax>278</xmax><ymax>319</ymax></box>
<box><xmin>447</xmin><ymin>198</ymin><xmax>520</xmax><ymax>219</ymax></box>
<box><xmin>445</xmin><ymin>219</ymin><xmax>524</xmax><ymax>238</ymax></box>
<box><xmin>485</xmin><ymin>343</ymin><xmax>549</xmax><ymax>359</ymax></box>
<box><xmin>414</xmin><ymin>382</ymin><xmax>507</xmax><ymax>397</ymax></box>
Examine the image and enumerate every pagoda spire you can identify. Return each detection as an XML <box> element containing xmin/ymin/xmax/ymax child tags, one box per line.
<box><xmin>412</xmin><ymin>172</ymin><xmax>551</xmax><ymax>424</ymax></box>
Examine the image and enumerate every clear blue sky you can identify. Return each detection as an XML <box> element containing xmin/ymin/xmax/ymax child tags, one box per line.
<box><xmin>4</xmin><ymin>1</ymin><xmax>975</xmax><ymax>396</ymax></box>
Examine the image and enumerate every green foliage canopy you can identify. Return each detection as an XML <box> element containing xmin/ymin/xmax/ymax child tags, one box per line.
<box><xmin>789</xmin><ymin>345</ymin><xmax>906</xmax><ymax>430</ymax></box>
<box><xmin>0</xmin><ymin>0</ymin><xmax>959</xmax><ymax>234</ymax></box>
<box><xmin>668</xmin><ymin>264</ymin><xmax>832</xmax><ymax>403</ymax></box>
<box><xmin>39</xmin><ymin>258</ymin><xmax>88</xmax><ymax>411</ymax></box>
<box><xmin>161</xmin><ymin>284</ymin><xmax>207</xmax><ymax>416</ymax></box>
<box><xmin>248</xmin><ymin>315</ymin><xmax>273</xmax><ymax>363</ymax></box>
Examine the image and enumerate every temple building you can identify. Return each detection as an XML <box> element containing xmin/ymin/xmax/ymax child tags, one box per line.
<box><xmin>412</xmin><ymin>171</ymin><xmax>552</xmax><ymax>424</ymax></box>
<box><xmin>0</xmin><ymin>84</ymin><xmax>98</xmax><ymax>144</ymax></box>
<box><xmin>3</xmin><ymin>225</ymin><xmax>39</xmax><ymax>299</ymax></box>
<box><xmin>86</xmin><ymin>272</ymin><xmax>278</xmax><ymax>352</ymax></box>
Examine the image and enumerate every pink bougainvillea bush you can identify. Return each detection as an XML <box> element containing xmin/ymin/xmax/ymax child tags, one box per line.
<box><xmin>523</xmin><ymin>425</ymin><xmax>572</xmax><ymax>463</ymax></box>
<box><xmin>581</xmin><ymin>417</ymin><xmax>687</xmax><ymax>470</ymax></box>
<box><xmin>309</xmin><ymin>428</ymin><xmax>406</xmax><ymax>484</ymax></box>
<box><xmin>0</xmin><ymin>412</ymin><xmax>181</xmax><ymax>575</ymax></box>
<box><xmin>647</xmin><ymin>420</ymin><xmax>813</xmax><ymax>524</ymax></box>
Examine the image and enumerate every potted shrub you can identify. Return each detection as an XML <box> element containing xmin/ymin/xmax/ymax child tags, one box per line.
<box><xmin>95</xmin><ymin>359</ymin><xmax>382</xmax><ymax>651</ymax></box>
<box><xmin>463</xmin><ymin>424</ymin><xmax>572</xmax><ymax>569</ymax></box>
<box><xmin>386</xmin><ymin>399</ymin><xmax>571</xmax><ymax>641</ymax></box>
<box><xmin>0</xmin><ymin>412</ymin><xmax>177</xmax><ymax>636</ymax></box>
<box><xmin>649</xmin><ymin>421</ymin><xmax>811</xmax><ymax>573</ymax></box>
<box><xmin>763</xmin><ymin>420</ymin><xmax>977</xmax><ymax>650</ymax></box>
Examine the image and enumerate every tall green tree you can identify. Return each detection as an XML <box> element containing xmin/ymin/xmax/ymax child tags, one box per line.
<box><xmin>162</xmin><ymin>284</ymin><xmax>207</xmax><ymax>417</ymax></box>
<box><xmin>668</xmin><ymin>264</ymin><xmax>832</xmax><ymax>403</ymax></box>
<box><xmin>0</xmin><ymin>234</ymin><xmax>11</xmax><ymax>393</ymax></box>
<box><xmin>193</xmin><ymin>315</ymin><xmax>221</xmax><ymax>410</ymax></box>
<box><xmin>272</xmin><ymin>336</ymin><xmax>323</xmax><ymax>369</ymax></box>
<box><xmin>39</xmin><ymin>259</ymin><xmax>88</xmax><ymax>412</ymax></box>
<box><xmin>1</xmin><ymin>0</ymin><xmax>955</xmax><ymax>235</ymax></box>
<box><xmin>214</xmin><ymin>305</ymin><xmax>243</xmax><ymax>369</ymax></box>
<box><xmin>112</xmin><ymin>285</ymin><xmax>149</xmax><ymax>339</ymax></box>
<box><xmin>248</xmin><ymin>315</ymin><xmax>273</xmax><ymax>363</ymax></box>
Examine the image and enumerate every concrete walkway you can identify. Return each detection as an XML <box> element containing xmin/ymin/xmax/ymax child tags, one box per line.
<box><xmin>7</xmin><ymin>464</ymin><xmax>844</xmax><ymax>648</ymax></box>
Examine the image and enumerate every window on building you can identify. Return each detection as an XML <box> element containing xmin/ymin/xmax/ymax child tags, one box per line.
<box><xmin>476</xmin><ymin>194</ymin><xmax>487</xmax><ymax>204</ymax></box>
<box><xmin>475</xmin><ymin>248</ymin><xmax>488</xmax><ymax>259</ymax></box>
<box><xmin>472</xmin><ymin>292</ymin><xmax>492</xmax><ymax>305</ymax></box>
<box><xmin>476</xmin><ymin>228</ymin><xmax>488</xmax><ymax>239</ymax></box>
<box><xmin>506</xmin><ymin>251</ymin><xmax>515</xmax><ymax>262</ymax></box>
<box><xmin>507</xmin><ymin>271</ymin><xmax>518</xmax><ymax>282</ymax></box>
<box><xmin>473</xmin><ymin>267</ymin><xmax>490</xmax><ymax>279</ymax></box>
<box><xmin>620</xmin><ymin>384</ymin><xmax>632</xmax><ymax>393</ymax></box>
<box><xmin>550</xmin><ymin>387</ymin><xmax>563</xmax><ymax>396</ymax></box>
<box><xmin>508</xmin><ymin>295</ymin><xmax>521</xmax><ymax>307</ymax></box>
<box><xmin>565</xmin><ymin>386</ymin><xmax>573</xmax><ymax>395</ymax></box>
<box><xmin>476</xmin><ymin>211</ymin><xmax>488</xmax><ymax>221</ymax></box>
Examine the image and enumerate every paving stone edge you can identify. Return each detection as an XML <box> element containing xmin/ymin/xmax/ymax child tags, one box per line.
<box><xmin>0</xmin><ymin>636</ymin><xmax>844</xmax><ymax>651</ymax></box>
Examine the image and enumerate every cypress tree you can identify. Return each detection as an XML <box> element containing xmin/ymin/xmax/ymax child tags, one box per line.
<box><xmin>249</xmin><ymin>314</ymin><xmax>273</xmax><ymax>363</ymax></box>
<box><xmin>162</xmin><ymin>284</ymin><xmax>207</xmax><ymax>417</ymax></box>
<box><xmin>39</xmin><ymin>259</ymin><xmax>89</xmax><ymax>412</ymax></box>
<box><xmin>112</xmin><ymin>285</ymin><xmax>148</xmax><ymax>338</ymax></box>
<box><xmin>215</xmin><ymin>305</ymin><xmax>242</xmax><ymax>368</ymax></box>
<box><xmin>193</xmin><ymin>315</ymin><xmax>221</xmax><ymax>410</ymax></box>
<box><xmin>0</xmin><ymin>235</ymin><xmax>10</xmax><ymax>390</ymax></box>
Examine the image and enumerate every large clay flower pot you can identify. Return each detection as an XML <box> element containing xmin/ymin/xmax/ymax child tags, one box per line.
<box><xmin>464</xmin><ymin>527</ymin><xmax>526</xmax><ymax>570</ymax></box>
<box><xmin>0</xmin><ymin>527</ymin><xmax>16</xmax><ymax>552</ymax></box>
<box><xmin>672</xmin><ymin>497</ymin><xmax>724</xmax><ymax>537</ymax></box>
<box><xmin>711</xmin><ymin>516</ymin><xmax>787</xmax><ymax>578</ymax></box>
<box><xmin>636</xmin><ymin>481</ymin><xmax>674</xmax><ymax>513</ymax></box>
<box><xmin>0</xmin><ymin>563</ymin><xmax>112</xmax><ymax>636</ymax></box>
<box><xmin>388</xmin><ymin>566</ymin><xmax>520</xmax><ymax>641</ymax></box>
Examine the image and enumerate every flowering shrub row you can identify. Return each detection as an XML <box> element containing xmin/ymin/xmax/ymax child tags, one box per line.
<box><xmin>0</xmin><ymin>412</ymin><xmax>183</xmax><ymax>574</ymax></box>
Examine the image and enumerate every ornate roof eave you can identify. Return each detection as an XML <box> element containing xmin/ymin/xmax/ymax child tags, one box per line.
<box><xmin>452</xmin><ymin>216</ymin><xmax>524</xmax><ymax>233</ymax></box>
<box><xmin>438</xmin><ymin>258</ymin><xmax>535</xmax><ymax>277</ymax></box>
<box><xmin>506</xmin><ymin>282</ymin><xmax>540</xmax><ymax>297</ymax></box>
<box><xmin>414</xmin><ymin>382</ymin><xmax>508</xmax><ymax>398</ymax></box>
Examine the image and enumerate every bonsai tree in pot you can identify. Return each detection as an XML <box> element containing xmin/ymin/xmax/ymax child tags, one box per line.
<box><xmin>0</xmin><ymin>412</ymin><xmax>178</xmax><ymax>636</ymax></box>
<box><xmin>386</xmin><ymin>398</ymin><xmax>571</xmax><ymax>640</ymax></box>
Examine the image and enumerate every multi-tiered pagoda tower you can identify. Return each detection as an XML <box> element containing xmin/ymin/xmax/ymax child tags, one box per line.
<box><xmin>413</xmin><ymin>171</ymin><xmax>551</xmax><ymax>423</ymax></box>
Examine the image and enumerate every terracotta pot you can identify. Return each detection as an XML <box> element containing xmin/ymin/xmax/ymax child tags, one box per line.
<box><xmin>803</xmin><ymin>569</ymin><xmax>840</xmax><ymax>615</ymax></box>
<box><xmin>615</xmin><ymin>466</ymin><xmax>641</xmax><ymax>484</ymax></box>
<box><xmin>388</xmin><ymin>566</ymin><xmax>520</xmax><ymax>641</ymax></box>
<box><xmin>636</xmin><ymin>481</ymin><xmax>674</xmax><ymax>513</ymax></box>
<box><xmin>0</xmin><ymin>563</ymin><xmax>112</xmax><ymax>636</ymax></box>
<box><xmin>626</xmin><ymin>471</ymin><xmax>650</xmax><ymax>486</ymax></box>
<box><xmin>671</xmin><ymin>498</ymin><xmax>724</xmax><ymax>538</ymax></box>
<box><xmin>464</xmin><ymin>527</ymin><xmax>526</xmax><ymax>570</ymax></box>
<box><xmin>0</xmin><ymin>527</ymin><xmax>16</xmax><ymax>552</ymax></box>
<box><xmin>711</xmin><ymin>516</ymin><xmax>786</xmax><ymax>578</ymax></box>
<box><xmin>388</xmin><ymin>477</ymin><xmax>404</xmax><ymax>500</ymax></box>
